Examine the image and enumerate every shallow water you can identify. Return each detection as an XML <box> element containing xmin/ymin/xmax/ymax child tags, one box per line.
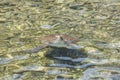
<box><xmin>0</xmin><ymin>0</ymin><xmax>120</xmax><ymax>80</ymax></box>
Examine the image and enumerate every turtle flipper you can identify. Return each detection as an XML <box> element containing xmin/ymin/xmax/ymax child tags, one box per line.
<box><xmin>20</xmin><ymin>44</ymin><xmax>48</xmax><ymax>53</ymax></box>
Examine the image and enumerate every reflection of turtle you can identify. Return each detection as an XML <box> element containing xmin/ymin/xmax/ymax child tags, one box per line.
<box><xmin>21</xmin><ymin>34</ymin><xmax>81</xmax><ymax>53</ymax></box>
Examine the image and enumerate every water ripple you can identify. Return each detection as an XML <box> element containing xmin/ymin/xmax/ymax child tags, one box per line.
<box><xmin>78</xmin><ymin>67</ymin><xmax>120</xmax><ymax>80</ymax></box>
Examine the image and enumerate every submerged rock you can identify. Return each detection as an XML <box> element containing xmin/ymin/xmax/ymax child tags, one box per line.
<box><xmin>40</xmin><ymin>25</ymin><xmax>54</xmax><ymax>29</ymax></box>
<box><xmin>0</xmin><ymin>55</ymin><xmax>29</xmax><ymax>64</ymax></box>
<box><xmin>79</xmin><ymin>67</ymin><xmax>120</xmax><ymax>80</ymax></box>
<box><xmin>95</xmin><ymin>42</ymin><xmax>120</xmax><ymax>49</ymax></box>
<box><xmin>13</xmin><ymin>65</ymin><xmax>45</xmax><ymax>73</ymax></box>
<box><xmin>40</xmin><ymin>23</ymin><xmax>59</xmax><ymax>29</ymax></box>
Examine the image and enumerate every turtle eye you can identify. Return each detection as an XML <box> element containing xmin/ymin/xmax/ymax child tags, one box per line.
<box><xmin>60</xmin><ymin>36</ymin><xmax>64</xmax><ymax>40</ymax></box>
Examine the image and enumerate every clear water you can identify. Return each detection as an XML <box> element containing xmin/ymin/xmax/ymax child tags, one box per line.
<box><xmin>0</xmin><ymin>0</ymin><xmax>120</xmax><ymax>80</ymax></box>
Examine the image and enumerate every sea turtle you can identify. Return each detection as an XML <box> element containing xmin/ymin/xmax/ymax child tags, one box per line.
<box><xmin>21</xmin><ymin>34</ymin><xmax>81</xmax><ymax>53</ymax></box>
<box><xmin>40</xmin><ymin>34</ymin><xmax>79</xmax><ymax>44</ymax></box>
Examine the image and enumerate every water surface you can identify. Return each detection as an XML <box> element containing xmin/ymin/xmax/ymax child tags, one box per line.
<box><xmin>0</xmin><ymin>0</ymin><xmax>120</xmax><ymax>80</ymax></box>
